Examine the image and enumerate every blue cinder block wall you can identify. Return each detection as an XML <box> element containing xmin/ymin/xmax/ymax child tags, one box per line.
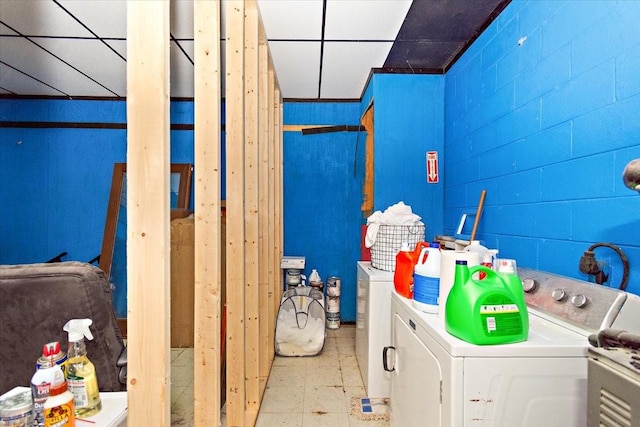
<box><xmin>2</xmin><ymin>0</ymin><xmax>640</xmax><ymax>320</ymax></box>
<box><xmin>444</xmin><ymin>0</ymin><xmax>640</xmax><ymax>293</ymax></box>
<box><xmin>282</xmin><ymin>102</ymin><xmax>363</xmax><ymax>321</ymax></box>
<box><xmin>363</xmin><ymin>73</ymin><xmax>445</xmax><ymax>241</ymax></box>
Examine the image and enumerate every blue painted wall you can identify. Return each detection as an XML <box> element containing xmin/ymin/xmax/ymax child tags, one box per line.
<box><xmin>367</xmin><ymin>73</ymin><xmax>445</xmax><ymax>241</ymax></box>
<box><xmin>282</xmin><ymin>102</ymin><xmax>363</xmax><ymax>321</ymax></box>
<box><xmin>3</xmin><ymin>0</ymin><xmax>640</xmax><ymax>320</ymax></box>
<box><xmin>444</xmin><ymin>0</ymin><xmax>640</xmax><ymax>294</ymax></box>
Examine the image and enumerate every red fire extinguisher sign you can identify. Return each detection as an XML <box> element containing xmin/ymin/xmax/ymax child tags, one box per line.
<box><xmin>426</xmin><ymin>151</ymin><xmax>439</xmax><ymax>183</ymax></box>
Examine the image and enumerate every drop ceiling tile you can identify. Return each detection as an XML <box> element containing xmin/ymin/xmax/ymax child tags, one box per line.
<box><xmin>321</xmin><ymin>41</ymin><xmax>392</xmax><ymax>99</ymax></box>
<box><xmin>324</xmin><ymin>0</ymin><xmax>411</xmax><ymax>40</ymax></box>
<box><xmin>171</xmin><ymin>40</ymin><xmax>194</xmax><ymax>98</ymax></box>
<box><xmin>105</xmin><ymin>40</ymin><xmax>127</xmax><ymax>61</ymax></box>
<box><xmin>0</xmin><ymin>37</ymin><xmax>115</xmax><ymax>97</ymax></box>
<box><xmin>35</xmin><ymin>38</ymin><xmax>126</xmax><ymax>97</ymax></box>
<box><xmin>0</xmin><ymin>22</ymin><xmax>18</xmax><ymax>35</ymax></box>
<box><xmin>0</xmin><ymin>62</ymin><xmax>66</xmax><ymax>96</ymax></box>
<box><xmin>56</xmin><ymin>0</ymin><xmax>126</xmax><ymax>39</ymax></box>
<box><xmin>171</xmin><ymin>0</ymin><xmax>194</xmax><ymax>39</ymax></box>
<box><xmin>0</xmin><ymin>0</ymin><xmax>92</xmax><ymax>37</ymax></box>
<box><xmin>268</xmin><ymin>41</ymin><xmax>320</xmax><ymax>99</ymax></box>
<box><xmin>257</xmin><ymin>0</ymin><xmax>323</xmax><ymax>40</ymax></box>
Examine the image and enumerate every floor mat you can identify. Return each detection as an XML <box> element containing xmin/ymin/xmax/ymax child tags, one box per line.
<box><xmin>350</xmin><ymin>397</ymin><xmax>390</xmax><ymax>421</ymax></box>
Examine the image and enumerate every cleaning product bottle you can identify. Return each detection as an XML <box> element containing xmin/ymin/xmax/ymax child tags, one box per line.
<box><xmin>464</xmin><ymin>240</ymin><xmax>490</xmax><ymax>279</ymax></box>
<box><xmin>31</xmin><ymin>342</ymin><xmax>65</xmax><ymax>427</ymax></box>
<box><xmin>445</xmin><ymin>262</ymin><xmax>528</xmax><ymax>345</ymax></box>
<box><xmin>394</xmin><ymin>242</ymin><xmax>430</xmax><ymax>298</ymax></box>
<box><xmin>394</xmin><ymin>243</ymin><xmax>415</xmax><ymax>298</ymax></box>
<box><xmin>43</xmin><ymin>362</ymin><xmax>74</xmax><ymax>427</ymax></box>
<box><xmin>63</xmin><ymin>319</ymin><xmax>102</xmax><ymax>417</ymax></box>
<box><xmin>308</xmin><ymin>269</ymin><xmax>322</xmax><ymax>289</ymax></box>
<box><xmin>412</xmin><ymin>243</ymin><xmax>441</xmax><ymax>313</ymax></box>
<box><xmin>494</xmin><ymin>258</ymin><xmax>528</xmax><ymax>325</ymax></box>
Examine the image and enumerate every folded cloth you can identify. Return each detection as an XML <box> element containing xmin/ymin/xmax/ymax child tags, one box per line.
<box><xmin>365</xmin><ymin>201</ymin><xmax>423</xmax><ymax>248</ymax></box>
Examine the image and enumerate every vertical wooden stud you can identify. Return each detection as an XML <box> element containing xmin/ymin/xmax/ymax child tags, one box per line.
<box><xmin>193</xmin><ymin>1</ymin><xmax>222</xmax><ymax>426</ymax></box>
<box><xmin>267</xmin><ymin>65</ymin><xmax>278</xmax><ymax>363</ymax></box>
<box><xmin>243</xmin><ymin>1</ymin><xmax>260</xmax><ymax>424</ymax></box>
<box><xmin>257</xmin><ymin>23</ymin><xmax>271</xmax><ymax>393</ymax></box>
<box><xmin>225</xmin><ymin>1</ymin><xmax>246</xmax><ymax>425</ymax></box>
<box><xmin>126</xmin><ymin>1</ymin><xmax>171</xmax><ymax>425</ymax></box>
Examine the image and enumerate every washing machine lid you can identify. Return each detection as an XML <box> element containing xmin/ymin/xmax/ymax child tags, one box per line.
<box><xmin>393</xmin><ymin>292</ymin><xmax>590</xmax><ymax>358</ymax></box>
<box><xmin>358</xmin><ymin>261</ymin><xmax>395</xmax><ymax>281</ymax></box>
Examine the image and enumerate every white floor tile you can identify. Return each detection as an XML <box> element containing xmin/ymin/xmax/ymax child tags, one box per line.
<box><xmin>169</xmin><ymin>324</ymin><xmax>389</xmax><ymax>426</ymax></box>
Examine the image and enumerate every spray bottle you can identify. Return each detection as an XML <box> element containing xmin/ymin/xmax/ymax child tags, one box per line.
<box><xmin>63</xmin><ymin>319</ymin><xmax>102</xmax><ymax>417</ymax></box>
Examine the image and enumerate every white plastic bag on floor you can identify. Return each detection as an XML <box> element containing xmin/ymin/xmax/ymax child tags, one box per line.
<box><xmin>275</xmin><ymin>287</ymin><xmax>326</xmax><ymax>356</ymax></box>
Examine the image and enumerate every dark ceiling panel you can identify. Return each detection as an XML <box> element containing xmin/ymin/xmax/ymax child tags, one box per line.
<box><xmin>384</xmin><ymin>0</ymin><xmax>511</xmax><ymax>72</ymax></box>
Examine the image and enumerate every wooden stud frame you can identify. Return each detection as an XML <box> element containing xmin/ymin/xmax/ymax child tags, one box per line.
<box><xmin>125</xmin><ymin>1</ymin><xmax>283</xmax><ymax>424</ymax></box>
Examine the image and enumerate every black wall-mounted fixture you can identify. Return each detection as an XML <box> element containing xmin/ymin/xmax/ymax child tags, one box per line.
<box><xmin>578</xmin><ymin>242</ymin><xmax>629</xmax><ymax>290</ymax></box>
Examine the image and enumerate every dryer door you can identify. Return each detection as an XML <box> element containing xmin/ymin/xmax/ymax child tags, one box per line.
<box><xmin>390</xmin><ymin>311</ymin><xmax>442</xmax><ymax>427</ymax></box>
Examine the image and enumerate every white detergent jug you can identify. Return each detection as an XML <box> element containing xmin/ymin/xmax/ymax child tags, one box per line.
<box><xmin>412</xmin><ymin>243</ymin><xmax>441</xmax><ymax>313</ymax></box>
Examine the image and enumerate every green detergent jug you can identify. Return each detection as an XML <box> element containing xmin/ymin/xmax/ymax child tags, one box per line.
<box><xmin>445</xmin><ymin>261</ymin><xmax>529</xmax><ymax>345</ymax></box>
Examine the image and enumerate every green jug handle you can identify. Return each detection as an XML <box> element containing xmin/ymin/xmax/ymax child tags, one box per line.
<box><xmin>468</xmin><ymin>265</ymin><xmax>506</xmax><ymax>288</ymax></box>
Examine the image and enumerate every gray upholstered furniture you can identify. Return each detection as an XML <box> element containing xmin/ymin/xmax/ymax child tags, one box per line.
<box><xmin>0</xmin><ymin>261</ymin><xmax>126</xmax><ymax>394</ymax></box>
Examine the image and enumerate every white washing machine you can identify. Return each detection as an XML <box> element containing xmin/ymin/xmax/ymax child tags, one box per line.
<box><xmin>386</xmin><ymin>267</ymin><xmax>640</xmax><ymax>427</ymax></box>
<box><xmin>356</xmin><ymin>261</ymin><xmax>394</xmax><ymax>398</ymax></box>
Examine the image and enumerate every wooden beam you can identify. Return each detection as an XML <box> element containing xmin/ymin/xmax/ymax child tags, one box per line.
<box><xmin>126</xmin><ymin>1</ymin><xmax>170</xmax><ymax>425</ymax></box>
<box><xmin>193</xmin><ymin>1</ymin><xmax>222</xmax><ymax>426</ymax></box>
<box><xmin>243</xmin><ymin>1</ymin><xmax>260</xmax><ymax>424</ymax></box>
<box><xmin>225</xmin><ymin>0</ymin><xmax>246</xmax><ymax>425</ymax></box>
<box><xmin>267</xmin><ymin>64</ymin><xmax>278</xmax><ymax>365</ymax></box>
<box><xmin>257</xmin><ymin>16</ymin><xmax>271</xmax><ymax>395</ymax></box>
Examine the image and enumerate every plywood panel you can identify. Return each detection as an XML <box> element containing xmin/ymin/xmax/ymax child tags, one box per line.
<box><xmin>193</xmin><ymin>0</ymin><xmax>222</xmax><ymax>425</ymax></box>
<box><xmin>126</xmin><ymin>1</ymin><xmax>170</xmax><ymax>425</ymax></box>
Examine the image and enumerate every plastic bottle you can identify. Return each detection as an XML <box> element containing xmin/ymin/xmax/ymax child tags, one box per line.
<box><xmin>308</xmin><ymin>269</ymin><xmax>322</xmax><ymax>290</ymax></box>
<box><xmin>412</xmin><ymin>243</ymin><xmax>441</xmax><ymax>313</ymax></box>
<box><xmin>464</xmin><ymin>241</ymin><xmax>490</xmax><ymax>279</ymax></box>
<box><xmin>43</xmin><ymin>364</ymin><xmax>74</xmax><ymax>427</ymax></box>
<box><xmin>63</xmin><ymin>319</ymin><xmax>102</xmax><ymax>417</ymax></box>
<box><xmin>394</xmin><ymin>243</ymin><xmax>415</xmax><ymax>298</ymax></box>
<box><xmin>494</xmin><ymin>258</ymin><xmax>527</xmax><ymax>315</ymax></box>
<box><xmin>445</xmin><ymin>262</ymin><xmax>528</xmax><ymax>345</ymax></box>
<box><xmin>31</xmin><ymin>342</ymin><xmax>65</xmax><ymax>427</ymax></box>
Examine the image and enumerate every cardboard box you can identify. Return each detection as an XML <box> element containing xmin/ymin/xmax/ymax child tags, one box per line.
<box><xmin>170</xmin><ymin>216</ymin><xmax>226</xmax><ymax>348</ymax></box>
<box><xmin>171</xmin><ymin>217</ymin><xmax>195</xmax><ymax>348</ymax></box>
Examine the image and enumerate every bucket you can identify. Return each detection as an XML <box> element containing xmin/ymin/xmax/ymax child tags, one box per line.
<box><xmin>445</xmin><ymin>261</ymin><xmax>528</xmax><ymax>345</ymax></box>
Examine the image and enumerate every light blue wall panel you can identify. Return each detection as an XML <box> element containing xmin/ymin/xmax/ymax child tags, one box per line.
<box><xmin>444</xmin><ymin>0</ymin><xmax>640</xmax><ymax>295</ymax></box>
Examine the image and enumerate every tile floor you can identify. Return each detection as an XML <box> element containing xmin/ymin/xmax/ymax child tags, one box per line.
<box><xmin>170</xmin><ymin>325</ymin><xmax>390</xmax><ymax>426</ymax></box>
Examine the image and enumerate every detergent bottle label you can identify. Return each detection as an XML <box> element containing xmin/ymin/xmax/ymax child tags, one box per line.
<box><xmin>479</xmin><ymin>294</ymin><xmax>523</xmax><ymax>336</ymax></box>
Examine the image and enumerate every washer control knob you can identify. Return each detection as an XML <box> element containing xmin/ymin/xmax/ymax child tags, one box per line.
<box><xmin>571</xmin><ymin>294</ymin><xmax>588</xmax><ymax>308</ymax></box>
<box><xmin>522</xmin><ymin>278</ymin><xmax>538</xmax><ymax>293</ymax></box>
<box><xmin>552</xmin><ymin>288</ymin><xmax>567</xmax><ymax>302</ymax></box>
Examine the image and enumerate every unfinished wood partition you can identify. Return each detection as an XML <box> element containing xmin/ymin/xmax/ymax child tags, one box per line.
<box><xmin>126</xmin><ymin>1</ymin><xmax>282</xmax><ymax>425</ymax></box>
<box><xmin>224</xmin><ymin>1</ymin><xmax>284</xmax><ymax>426</ymax></box>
